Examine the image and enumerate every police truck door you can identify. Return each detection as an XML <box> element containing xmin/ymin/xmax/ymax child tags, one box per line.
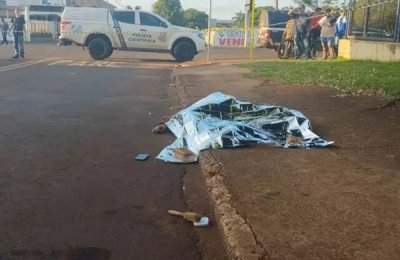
<box><xmin>111</xmin><ymin>10</ymin><xmax>138</xmax><ymax>49</ymax></box>
<box><xmin>137</xmin><ymin>12</ymin><xmax>171</xmax><ymax>50</ymax></box>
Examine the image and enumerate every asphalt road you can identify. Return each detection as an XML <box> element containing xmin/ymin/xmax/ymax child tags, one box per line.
<box><xmin>0</xmin><ymin>40</ymin><xmax>276</xmax><ymax>62</ymax></box>
<box><xmin>0</xmin><ymin>46</ymin><xmax>226</xmax><ymax>259</ymax></box>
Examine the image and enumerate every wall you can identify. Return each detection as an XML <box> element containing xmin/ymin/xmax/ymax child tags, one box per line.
<box><xmin>339</xmin><ymin>39</ymin><xmax>400</xmax><ymax>62</ymax></box>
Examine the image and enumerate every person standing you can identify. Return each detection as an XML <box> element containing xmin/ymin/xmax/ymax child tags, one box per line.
<box><xmin>335</xmin><ymin>11</ymin><xmax>347</xmax><ymax>57</ymax></box>
<box><xmin>293</xmin><ymin>5</ymin><xmax>312</xmax><ymax>59</ymax></box>
<box><xmin>9</xmin><ymin>9</ymin><xmax>25</xmax><ymax>59</ymax></box>
<box><xmin>310</xmin><ymin>8</ymin><xmax>322</xmax><ymax>39</ymax></box>
<box><xmin>318</xmin><ymin>9</ymin><xmax>336</xmax><ymax>59</ymax></box>
<box><xmin>0</xmin><ymin>18</ymin><xmax>9</xmax><ymax>45</ymax></box>
<box><xmin>282</xmin><ymin>13</ymin><xmax>296</xmax><ymax>41</ymax></box>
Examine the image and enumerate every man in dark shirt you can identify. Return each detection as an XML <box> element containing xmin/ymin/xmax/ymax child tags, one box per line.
<box><xmin>9</xmin><ymin>9</ymin><xmax>25</xmax><ymax>59</ymax></box>
<box><xmin>293</xmin><ymin>5</ymin><xmax>312</xmax><ymax>59</ymax></box>
<box><xmin>0</xmin><ymin>18</ymin><xmax>9</xmax><ymax>45</ymax></box>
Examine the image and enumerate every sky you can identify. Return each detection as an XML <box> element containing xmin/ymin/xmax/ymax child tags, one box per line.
<box><xmin>110</xmin><ymin>0</ymin><xmax>294</xmax><ymax>19</ymax></box>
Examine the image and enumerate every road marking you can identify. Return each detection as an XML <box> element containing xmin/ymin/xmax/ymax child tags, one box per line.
<box><xmin>0</xmin><ymin>58</ymin><xmax>175</xmax><ymax>72</ymax></box>
<box><xmin>0</xmin><ymin>60</ymin><xmax>46</xmax><ymax>72</ymax></box>
<box><xmin>47</xmin><ymin>59</ymin><xmax>174</xmax><ymax>68</ymax></box>
<box><xmin>0</xmin><ymin>60</ymin><xmax>37</xmax><ymax>70</ymax></box>
<box><xmin>48</xmin><ymin>59</ymin><xmax>130</xmax><ymax>68</ymax></box>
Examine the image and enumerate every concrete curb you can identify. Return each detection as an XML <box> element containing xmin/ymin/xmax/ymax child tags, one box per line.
<box><xmin>199</xmin><ymin>151</ymin><xmax>267</xmax><ymax>260</ymax></box>
<box><xmin>172</xmin><ymin>68</ymin><xmax>269</xmax><ymax>260</ymax></box>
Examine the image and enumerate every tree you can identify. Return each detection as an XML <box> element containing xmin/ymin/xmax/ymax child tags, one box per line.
<box><xmin>292</xmin><ymin>0</ymin><xmax>319</xmax><ymax>9</ymax></box>
<box><xmin>320</xmin><ymin>0</ymin><xmax>339</xmax><ymax>9</ymax></box>
<box><xmin>234</xmin><ymin>6</ymin><xmax>280</xmax><ymax>28</ymax></box>
<box><xmin>152</xmin><ymin>0</ymin><xmax>183</xmax><ymax>26</ymax></box>
<box><xmin>339</xmin><ymin>0</ymin><xmax>349</xmax><ymax>10</ymax></box>
<box><xmin>232</xmin><ymin>11</ymin><xmax>245</xmax><ymax>27</ymax></box>
<box><xmin>183</xmin><ymin>8</ymin><xmax>208</xmax><ymax>29</ymax></box>
<box><xmin>251</xmin><ymin>6</ymin><xmax>269</xmax><ymax>26</ymax></box>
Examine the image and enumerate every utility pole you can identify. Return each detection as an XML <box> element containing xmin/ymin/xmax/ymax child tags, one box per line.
<box><xmin>249</xmin><ymin>0</ymin><xmax>255</xmax><ymax>60</ymax></box>
<box><xmin>207</xmin><ymin>0</ymin><xmax>212</xmax><ymax>63</ymax></box>
<box><xmin>245</xmin><ymin>0</ymin><xmax>251</xmax><ymax>47</ymax></box>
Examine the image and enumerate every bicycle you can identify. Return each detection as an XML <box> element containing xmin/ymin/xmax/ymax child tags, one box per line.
<box><xmin>277</xmin><ymin>37</ymin><xmax>323</xmax><ymax>59</ymax></box>
<box><xmin>277</xmin><ymin>39</ymin><xmax>294</xmax><ymax>59</ymax></box>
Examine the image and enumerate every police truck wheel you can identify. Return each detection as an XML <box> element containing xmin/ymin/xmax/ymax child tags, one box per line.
<box><xmin>88</xmin><ymin>38</ymin><xmax>111</xmax><ymax>60</ymax></box>
<box><xmin>173</xmin><ymin>41</ymin><xmax>196</xmax><ymax>62</ymax></box>
<box><xmin>105</xmin><ymin>48</ymin><xmax>114</xmax><ymax>59</ymax></box>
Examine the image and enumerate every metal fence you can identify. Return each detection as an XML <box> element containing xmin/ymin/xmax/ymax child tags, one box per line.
<box><xmin>348</xmin><ymin>0</ymin><xmax>400</xmax><ymax>42</ymax></box>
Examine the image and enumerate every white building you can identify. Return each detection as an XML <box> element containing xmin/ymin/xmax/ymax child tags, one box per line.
<box><xmin>0</xmin><ymin>0</ymin><xmax>113</xmax><ymax>41</ymax></box>
<box><xmin>1</xmin><ymin>0</ymin><xmax>64</xmax><ymax>6</ymax></box>
<box><xmin>0</xmin><ymin>0</ymin><xmax>65</xmax><ymax>41</ymax></box>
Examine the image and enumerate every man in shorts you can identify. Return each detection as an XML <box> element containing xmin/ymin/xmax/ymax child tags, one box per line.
<box><xmin>318</xmin><ymin>8</ymin><xmax>336</xmax><ymax>59</ymax></box>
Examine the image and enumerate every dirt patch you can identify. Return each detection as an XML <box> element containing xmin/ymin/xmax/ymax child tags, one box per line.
<box><xmin>174</xmin><ymin>64</ymin><xmax>400</xmax><ymax>259</ymax></box>
<box><xmin>0</xmin><ymin>247</ymin><xmax>111</xmax><ymax>260</ymax></box>
<box><xmin>217</xmin><ymin>78</ymin><xmax>400</xmax><ymax>259</ymax></box>
<box><xmin>67</xmin><ymin>247</ymin><xmax>111</xmax><ymax>260</ymax></box>
<box><xmin>371</xmin><ymin>98</ymin><xmax>400</xmax><ymax>111</ymax></box>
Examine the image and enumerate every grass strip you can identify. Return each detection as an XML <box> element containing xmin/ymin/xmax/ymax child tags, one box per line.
<box><xmin>242</xmin><ymin>60</ymin><xmax>400</xmax><ymax>96</ymax></box>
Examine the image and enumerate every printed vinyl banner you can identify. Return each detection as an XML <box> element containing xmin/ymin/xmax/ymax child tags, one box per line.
<box><xmin>206</xmin><ymin>29</ymin><xmax>259</xmax><ymax>48</ymax></box>
<box><xmin>214</xmin><ymin>30</ymin><xmax>245</xmax><ymax>47</ymax></box>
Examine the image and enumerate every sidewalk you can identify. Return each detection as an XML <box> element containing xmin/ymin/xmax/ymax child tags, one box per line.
<box><xmin>173</xmin><ymin>64</ymin><xmax>400</xmax><ymax>259</ymax></box>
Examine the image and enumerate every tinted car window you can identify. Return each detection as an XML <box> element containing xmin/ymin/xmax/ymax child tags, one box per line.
<box><xmin>114</xmin><ymin>11</ymin><xmax>135</xmax><ymax>24</ymax></box>
<box><xmin>140</xmin><ymin>13</ymin><xmax>164</xmax><ymax>27</ymax></box>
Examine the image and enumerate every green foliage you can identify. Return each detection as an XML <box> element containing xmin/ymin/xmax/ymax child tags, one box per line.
<box><xmin>320</xmin><ymin>0</ymin><xmax>339</xmax><ymax>8</ymax></box>
<box><xmin>232</xmin><ymin>11</ymin><xmax>245</xmax><ymax>27</ymax></box>
<box><xmin>252</xmin><ymin>6</ymin><xmax>268</xmax><ymax>26</ymax></box>
<box><xmin>152</xmin><ymin>0</ymin><xmax>184</xmax><ymax>25</ymax></box>
<box><xmin>183</xmin><ymin>8</ymin><xmax>208</xmax><ymax>29</ymax></box>
<box><xmin>251</xmin><ymin>6</ymin><xmax>287</xmax><ymax>27</ymax></box>
<box><xmin>242</xmin><ymin>60</ymin><xmax>400</xmax><ymax>96</ymax></box>
<box><xmin>292</xmin><ymin>0</ymin><xmax>346</xmax><ymax>9</ymax></box>
<box><xmin>339</xmin><ymin>0</ymin><xmax>349</xmax><ymax>10</ymax></box>
<box><xmin>350</xmin><ymin>1</ymin><xmax>398</xmax><ymax>36</ymax></box>
<box><xmin>292</xmin><ymin>0</ymin><xmax>319</xmax><ymax>8</ymax></box>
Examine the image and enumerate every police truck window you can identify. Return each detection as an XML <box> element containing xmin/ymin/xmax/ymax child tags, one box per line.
<box><xmin>140</xmin><ymin>13</ymin><xmax>162</xmax><ymax>27</ymax></box>
<box><xmin>114</xmin><ymin>11</ymin><xmax>135</xmax><ymax>24</ymax></box>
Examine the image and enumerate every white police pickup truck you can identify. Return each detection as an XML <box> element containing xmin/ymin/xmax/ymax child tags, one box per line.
<box><xmin>59</xmin><ymin>7</ymin><xmax>206</xmax><ymax>62</ymax></box>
